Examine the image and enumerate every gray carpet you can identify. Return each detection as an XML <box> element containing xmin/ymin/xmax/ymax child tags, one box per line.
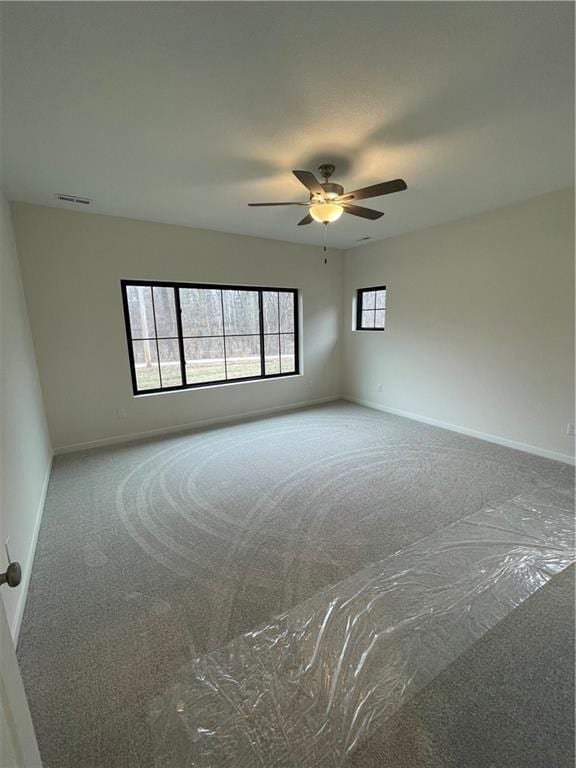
<box><xmin>17</xmin><ymin>401</ymin><xmax>574</xmax><ymax>767</ymax></box>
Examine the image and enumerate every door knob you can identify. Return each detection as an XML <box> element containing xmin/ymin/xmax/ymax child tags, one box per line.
<box><xmin>0</xmin><ymin>562</ymin><xmax>22</xmax><ymax>588</ymax></box>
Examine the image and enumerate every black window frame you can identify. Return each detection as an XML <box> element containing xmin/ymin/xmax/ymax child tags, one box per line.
<box><xmin>121</xmin><ymin>279</ymin><xmax>299</xmax><ymax>395</ymax></box>
<box><xmin>356</xmin><ymin>285</ymin><xmax>386</xmax><ymax>331</ymax></box>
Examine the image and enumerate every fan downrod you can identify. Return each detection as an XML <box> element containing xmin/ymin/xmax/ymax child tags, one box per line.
<box><xmin>317</xmin><ymin>164</ymin><xmax>344</xmax><ymax>198</ymax></box>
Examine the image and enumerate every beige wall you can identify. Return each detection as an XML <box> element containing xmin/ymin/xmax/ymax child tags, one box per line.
<box><xmin>11</xmin><ymin>203</ymin><xmax>343</xmax><ymax>451</ymax></box>
<box><xmin>10</xmin><ymin>189</ymin><xmax>575</xmax><ymax>463</ymax></box>
<box><xmin>0</xmin><ymin>195</ymin><xmax>52</xmax><ymax>638</ymax></box>
<box><xmin>342</xmin><ymin>188</ymin><xmax>575</xmax><ymax>462</ymax></box>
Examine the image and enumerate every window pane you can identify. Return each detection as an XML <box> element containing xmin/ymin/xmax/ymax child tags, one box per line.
<box><xmin>361</xmin><ymin>310</ymin><xmax>375</xmax><ymax>329</ymax></box>
<box><xmin>127</xmin><ymin>286</ymin><xmax>155</xmax><ymax>339</ymax></box>
<box><xmin>361</xmin><ymin>291</ymin><xmax>376</xmax><ymax>310</ymax></box>
<box><xmin>225</xmin><ymin>336</ymin><xmax>261</xmax><ymax>379</ymax></box>
<box><xmin>124</xmin><ymin>282</ymin><xmax>299</xmax><ymax>391</ymax></box>
<box><xmin>375</xmin><ymin>310</ymin><xmax>385</xmax><ymax>328</ymax></box>
<box><xmin>264</xmin><ymin>335</ymin><xmax>280</xmax><ymax>375</ymax></box>
<box><xmin>375</xmin><ymin>290</ymin><xmax>386</xmax><ymax>309</ymax></box>
<box><xmin>280</xmin><ymin>334</ymin><xmax>295</xmax><ymax>373</ymax></box>
<box><xmin>158</xmin><ymin>339</ymin><xmax>182</xmax><ymax>388</ymax></box>
<box><xmin>263</xmin><ymin>291</ymin><xmax>279</xmax><ymax>334</ymax></box>
<box><xmin>223</xmin><ymin>290</ymin><xmax>259</xmax><ymax>335</ymax></box>
<box><xmin>185</xmin><ymin>338</ymin><xmax>226</xmax><ymax>384</ymax></box>
<box><xmin>132</xmin><ymin>340</ymin><xmax>160</xmax><ymax>390</ymax></box>
<box><xmin>180</xmin><ymin>288</ymin><xmax>223</xmax><ymax>337</ymax></box>
<box><xmin>279</xmin><ymin>292</ymin><xmax>295</xmax><ymax>332</ymax></box>
<box><xmin>152</xmin><ymin>287</ymin><xmax>178</xmax><ymax>338</ymax></box>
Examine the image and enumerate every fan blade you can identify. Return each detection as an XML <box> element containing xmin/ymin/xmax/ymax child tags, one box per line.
<box><xmin>248</xmin><ymin>202</ymin><xmax>308</xmax><ymax>206</ymax></box>
<box><xmin>342</xmin><ymin>204</ymin><xmax>384</xmax><ymax>220</ymax></box>
<box><xmin>292</xmin><ymin>170</ymin><xmax>324</xmax><ymax>196</ymax></box>
<box><xmin>339</xmin><ymin>178</ymin><xmax>407</xmax><ymax>202</ymax></box>
<box><xmin>297</xmin><ymin>213</ymin><xmax>313</xmax><ymax>226</ymax></box>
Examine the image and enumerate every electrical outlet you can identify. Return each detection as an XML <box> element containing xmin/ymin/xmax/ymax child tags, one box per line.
<box><xmin>117</xmin><ymin>408</ymin><xmax>127</xmax><ymax>419</ymax></box>
<box><xmin>567</xmin><ymin>423</ymin><xmax>575</xmax><ymax>436</ymax></box>
<box><xmin>377</xmin><ymin>384</ymin><xmax>383</xmax><ymax>393</ymax></box>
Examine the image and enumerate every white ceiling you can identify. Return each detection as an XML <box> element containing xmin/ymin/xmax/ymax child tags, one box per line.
<box><xmin>1</xmin><ymin>2</ymin><xmax>573</xmax><ymax>250</ymax></box>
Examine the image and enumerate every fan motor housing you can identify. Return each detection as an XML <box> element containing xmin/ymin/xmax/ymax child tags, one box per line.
<box><xmin>319</xmin><ymin>182</ymin><xmax>344</xmax><ymax>199</ymax></box>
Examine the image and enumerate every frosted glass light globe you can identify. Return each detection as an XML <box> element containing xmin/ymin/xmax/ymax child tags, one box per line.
<box><xmin>309</xmin><ymin>202</ymin><xmax>344</xmax><ymax>224</ymax></box>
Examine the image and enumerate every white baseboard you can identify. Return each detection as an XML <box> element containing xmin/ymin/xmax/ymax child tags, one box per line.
<box><xmin>12</xmin><ymin>453</ymin><xmax>53</xmax><ymax>642</ymax></box>
<box><xmin>54</xmin><ymin>396</ymin><xmax>341</xmax><ymax>455</ymax></box>
<box><xmin>344</xmin><ymin>396</ymin><xmax>575</xmax><ymax>466</ymax></box>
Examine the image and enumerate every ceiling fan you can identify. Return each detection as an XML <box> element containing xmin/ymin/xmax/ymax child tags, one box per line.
<box><xmin>248</xmin><ymin>163</ymin><xmax>407</xmax><ymax>226</ymax></box>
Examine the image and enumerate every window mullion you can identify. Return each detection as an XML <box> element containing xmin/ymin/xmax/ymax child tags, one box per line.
<box><xmin>150</xmin><ymin>286</ymin><xmax>163</xmax><ymax>388</ymax></box>
<box><xmin>293</xmin><ymin>289</ymin><xmax>299</xmax><ymax>373</ymax></box>
<box><xmin>258</xmin><ymin>290</ymin><xmax>266</xmax><ymax>377</ymax></box>
<box><xmin>174</xmin><ymin>287</ymin><xmax>187</xmax><ymax>387</ymax></box>
<box><xmin>277</xmin><ymin>291</ymin><xmax>282</xmax><ymax>373</ymax></box>
<box><xmin>219</xmin><ymin>290</ymin><xmax>228</xmax><ymax>380</ymax></box>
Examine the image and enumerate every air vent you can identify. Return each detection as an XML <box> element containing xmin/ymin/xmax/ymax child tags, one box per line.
<box><xmin>55</xmin><ymin>194</ymin><xmax>92</xmax><ymax>205</ymax></box>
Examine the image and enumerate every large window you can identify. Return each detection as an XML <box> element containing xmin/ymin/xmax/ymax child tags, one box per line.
<box><xmin>356</xmin><ymin>286</ymin><xmax>386</xmax><ymax>331</ymax></box>
<box><xmin>121</xmin><ymin>280</ymin><xmax>298</xmax><ymax>394</ymax></box>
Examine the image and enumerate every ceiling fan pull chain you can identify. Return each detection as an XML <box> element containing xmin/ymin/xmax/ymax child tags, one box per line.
<box><xmin>323</xmin><ymin>223</ymin><xmax>328</xmax><ymax>263</ymax></box>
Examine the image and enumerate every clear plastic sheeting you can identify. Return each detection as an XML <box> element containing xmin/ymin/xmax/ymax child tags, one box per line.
<box><xmin>151</xmin><ymin>491</ymin><xmax>575</xmax><ymax>767</ymax></box>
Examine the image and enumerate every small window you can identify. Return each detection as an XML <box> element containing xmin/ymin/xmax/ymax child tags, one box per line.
<box><xmin>356</xmin><ymin>286</ymin><xmax>386</xmax><ymax>330</ymax></box>
<box><xmin>122</xmin><ymin>280</ymin><xmax>299</xmax><ymax>394</ymax></box>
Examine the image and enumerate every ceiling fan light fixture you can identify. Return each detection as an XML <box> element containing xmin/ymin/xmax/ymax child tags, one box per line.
<box><xmin>309</xmin><ymin>201</ymin><xmax>344</xmax><ymax>224</ymax></box>
<box><xmin>248</xmin><ymin>166</ymin><xmax>407</xmax><ymax>231</ymax></box>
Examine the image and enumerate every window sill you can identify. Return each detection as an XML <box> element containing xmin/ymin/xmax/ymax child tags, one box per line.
<box><xmin>133</xmin><ymin>373</ymin><xmax>303</xmax><ymax>398</ymax></box>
